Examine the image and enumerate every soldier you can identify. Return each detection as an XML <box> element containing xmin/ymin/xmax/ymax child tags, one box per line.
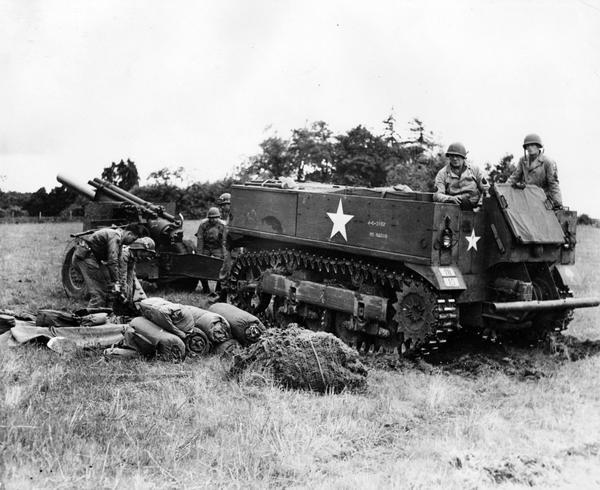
<box><xmin>507</xmin><ymin>133</ymin><xmax>563</xmax><ymax>208</ymax></box>
<box><xmin>433</xmin><ymin>142</ymin><xmax>489</xmax><ymax>209</ymax></box>
<box><xmin>217</xmin><ymin>192</ymin><xmax>233</xmax><ymax>298</ymax></box>
<box><xmin>195</xmin><ymin>207</ymin><xmax>227</xmax><ymax>294</ymax></box>
<box><xmin>116</xmin><ymin>236</ymin><xmax>156</xmax><ymax>315</ymax></box>
<box><xmin>71</xmin><ymin>225</ymin><xmax>141</xmax><ymax>308</ymax></box>
<box><xmin>218</xmin><ymin>192</ymin><xmax>232</xmax><ymax>224</ymax></box>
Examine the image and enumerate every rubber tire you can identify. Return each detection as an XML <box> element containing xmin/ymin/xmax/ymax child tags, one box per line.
<box><xmin>61</xmin><ymin>243</ymin><xmax>89</xmax><ymax>300</ymax></box>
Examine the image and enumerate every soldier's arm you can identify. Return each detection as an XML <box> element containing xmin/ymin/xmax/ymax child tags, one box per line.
<box><xmin>196</xmin><ymin>224</ymin><xmax>204</xmax><ymax>251</ymax></box>
<box><xmin>220</xmin><ymin>223</ymin><xmax>227</xmax><ymax>257</ymax></box>
<box><xmin>105</xmin><ymin>233</ymin><xmax>122</xmax><ymax>284</ymax></box>
<box><xmin>545</xmin><ymin>160</ymin><xmax>563</xmax><ymax>206</ymax></box>
<box><xmin>506</xmin><ymin>161</ymin><xmax>523</xmax><ymax>185</ymax></box>
<box><xmin>433</xmin><ymin>171</ymin><xmax>455</xmax><ymax>203</ymax></box>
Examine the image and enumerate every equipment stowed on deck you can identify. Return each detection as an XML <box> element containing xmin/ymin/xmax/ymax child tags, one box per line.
<box><xmin>57</xmin><ymin>174</ymin><xmax>222</xmax><ymax>296</ymax></box>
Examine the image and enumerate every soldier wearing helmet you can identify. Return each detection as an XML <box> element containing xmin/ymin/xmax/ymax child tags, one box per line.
<box><xmin>433</xmin><ymin>142</ymin><xmax>489</xmax><ymax>209</ymax></box>
<box><xmin>195</xmin><ymin>207</ymin><xmax>227</xmax><ymax>294</ymax></box>
<box><xmin>71</xmin><ymin>226</ymin><xmax>141</xmax><ymax>308</ymax></box>
<box><xmin>117</xmin><ymin>237</ymin><xmax>156</xmax><ymax>314</ymax></box>
<box><xmin>217</xmin><ymin>192</ymin><xmax>232</xmax><ymax>224</ymax></box>
<box><xmin>507</xmin><ymin>134</ymin><xmax>562</xmax><ymax>208</ymax></box>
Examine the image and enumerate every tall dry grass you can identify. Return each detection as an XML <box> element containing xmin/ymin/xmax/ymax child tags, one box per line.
<box><xmin>1</xmin><ymin>222</ymin><xmax>599</xmax><ymax>489</ymax></box>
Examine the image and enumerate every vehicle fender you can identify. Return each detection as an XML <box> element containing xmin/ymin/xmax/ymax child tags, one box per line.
<box><xmin>404</xmin><ymin>263</ymin><xmax>467</xmax><ymax>291</ymax></box>
<box><xmin>554</xmin><ymin>264</ymin><xmax>582</xmax><ymax>288</ymax></box>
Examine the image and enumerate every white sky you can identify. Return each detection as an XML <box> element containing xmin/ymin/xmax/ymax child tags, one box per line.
<box><xmin>1</xmin><ymin>0</ymin><xmax>600</xmax><ymax>216</ymax></box>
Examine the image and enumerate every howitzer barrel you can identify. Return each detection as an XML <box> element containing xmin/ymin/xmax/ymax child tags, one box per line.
<box><xmin>90</xmin><ymin>178</ymin><xmax>177</xmax><ymax>222</ymax></box>
<box><xmin>488</xmin><ymin>296</ymin><xmax>600</xmax><ymax>314</ymax></box>
<box><xmin>88</xmin><ymin>180</ymin><xmax>141</xmax><ymax>206</ymax></box>
<box><xmin>57</xmin><ymin>174</ymin><xmax>96</xmax><ymax>200</ymax></box>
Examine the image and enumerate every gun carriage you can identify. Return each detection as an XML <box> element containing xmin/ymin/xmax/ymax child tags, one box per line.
<box><xmin>57</xmin><ymin>174</ymin><xmax>222</xmax><ymax>297</ymax></box>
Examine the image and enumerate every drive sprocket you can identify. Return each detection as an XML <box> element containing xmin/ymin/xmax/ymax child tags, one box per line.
<box><xmin>392</xmin><ymin>279</ymin><xmax>437</xmax><ymax>348</ymax></box>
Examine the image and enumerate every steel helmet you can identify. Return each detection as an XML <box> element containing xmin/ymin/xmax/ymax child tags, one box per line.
<box><xmin>445</xmin><ymin>142</ymin><xmax>467</xmax><ymax>159</ymax></box>
<box><xmin>218</xmin><ymin>192</ymin><xmax>231</xmax><ymax>205</ymax></box>
<box><xmin>129</xmin><ymin>237</ymin><xmax>156</xmax><ymax>253</ymax></box>
<box><xmin>207</xmin><ymin>207</ymin><xmax>221</xmax><ymax>218</ymax></box>
<box><xmin>523</xmin><ymin>133</ymin><xmax>543</xmax><ymax>149</ymax></box>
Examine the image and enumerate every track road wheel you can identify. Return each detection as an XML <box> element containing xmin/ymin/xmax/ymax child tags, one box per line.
<box><xmin>61</xmin><ymin>242</ymin><xmax>88</xmax><ymax>299</ymax></box>
<box><xmin>229</xmin><ymin>258</ymin><xmax>271</xmax><ymax>315</ymax></box>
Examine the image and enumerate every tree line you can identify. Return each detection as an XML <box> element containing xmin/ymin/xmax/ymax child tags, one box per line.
<box><xmin>0</xmin><ymin>115</ymin><xmax>595</xmax><ymax>223</ymax></box>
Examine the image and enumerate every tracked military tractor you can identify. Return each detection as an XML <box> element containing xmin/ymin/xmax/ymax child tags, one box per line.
<box><xmin>225</xmin><ymin>180</ymin><xmax>598</xmax><ymax>355</ymax></box>
<box><xmin>57</xmin><ymin>174</ymin><xmax>223</xmax><ymax>297</ymax></box>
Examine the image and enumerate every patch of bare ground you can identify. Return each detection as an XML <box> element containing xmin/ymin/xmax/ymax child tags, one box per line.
<box><xmin>362</xmin><ymin>331</ymin><xmax>600</xmax><ymax>381</ymax></box>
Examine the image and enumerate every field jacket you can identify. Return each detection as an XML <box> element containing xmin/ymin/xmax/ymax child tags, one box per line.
<box><xmin>433</xmin><ymin>163</ymin><xmax>488</xmax><ymax>206</ymax></box>
<box><xmin>507</xmin><ymin>153</ymin><xmax>562</xmax><ymax>206</ymax></box>
<box><xmin>81</xmin><ymin>228</ymin><xmax>123</xmax><ymax>283</ymax></box>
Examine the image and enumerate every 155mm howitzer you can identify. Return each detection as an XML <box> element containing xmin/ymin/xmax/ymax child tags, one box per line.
<box><xmin>57</xmin><ymin>174</ymin><xmax>222</xmax><ymax>296</ymax></box>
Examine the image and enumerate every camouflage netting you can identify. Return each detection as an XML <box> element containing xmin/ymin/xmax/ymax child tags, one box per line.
<box><xmin>230</xmin><ymin>326</ymin><xmax>368</xmax><ymax>393</ymax></box>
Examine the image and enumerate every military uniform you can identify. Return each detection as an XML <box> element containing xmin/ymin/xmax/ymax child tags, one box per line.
<box><xmin>433</xmin><ymin>163</ymin><xmax>488</xmax><ymax>207</ymax></box>
<box><xmin>116</xmin><ymin>245</ymin><xmax>148</xmax><ymax>315</ymax></box>
<box><xmin>72</xmin><ymin>228</ymin><xmax>125</xmax><ymax>308</ymax></box>
<box><xmin>507</xmin><ymin>154</ymin><xmax>562</xmax><ymax>207</ymax></box>
<box><xmin>195</xmin><ymin>217</ymin><xmax>227</xmax><ymax>293</ymax></box>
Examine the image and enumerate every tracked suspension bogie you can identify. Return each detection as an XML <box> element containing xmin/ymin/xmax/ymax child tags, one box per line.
<box><xmin>228</xmin><ymin>248</ymin><xmax>460</xmax><ymax>356</ymax></box>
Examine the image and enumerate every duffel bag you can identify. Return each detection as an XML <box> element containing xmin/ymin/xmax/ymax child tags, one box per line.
<box><xmin>184</xmin><ymin>306</ymin><xmax>231</xmax><ymax>344</ymax></box>
<box><xmin>208</xmin><ymin>303</ymin><xmax>265</xmax><ymax>345</ymax></box>
<box><xmin>129</xmin><ymin>316</ymin><xmax>186</xmax><ymax>361</ymax></box>
<box><xmin>138</xmin><ymin>298</ymin><xmax>194</xmax><ymax>338</ymax></box>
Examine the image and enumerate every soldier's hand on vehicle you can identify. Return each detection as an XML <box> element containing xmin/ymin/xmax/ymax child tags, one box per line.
<box><xmin>450</xmin><ymin>196</ymin><xmax>462</xmax><ymax>205</ymax></box>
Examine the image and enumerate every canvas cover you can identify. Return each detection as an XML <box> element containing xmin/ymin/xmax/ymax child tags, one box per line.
<box><xmin>494</xmin><ymin>184</ymin><xmax>565</xmax><ymax>244</ymax></box>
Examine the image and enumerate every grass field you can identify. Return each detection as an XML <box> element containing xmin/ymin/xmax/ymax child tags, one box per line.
<box><xmin>1</xmin><ymin>222</ymin><xmax>599</xmax><ymax>489</ymax></box>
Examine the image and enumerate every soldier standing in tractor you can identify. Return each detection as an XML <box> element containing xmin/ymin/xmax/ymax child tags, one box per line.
<box><xmin>507</xmin><ymin>133</ymin><xmax>563</xmax><ymax>209</ymax></box>
<box><xmin>433</xmin><ymin>142</ymin><xmax>489</xmax><ymax>209</ymax></box>
<box><xmin>195</xmin><ymin>207</ymin><xmax>227</xmax><ymax>295</ymax></box>
<box><xmin>71</xmin><ymin>225</ymin><xmax>141</xmax><ymax>308</ymax></box>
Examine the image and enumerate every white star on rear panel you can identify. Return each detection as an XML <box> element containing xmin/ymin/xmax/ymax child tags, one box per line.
<box><xmin>327</xmin><ymin>199</ymin><xmax>354</xmax><ymax>241</ymax></box>
<box><xmin>465</xmin><ymin>228</ymin><xmax>481</xmax><ymax>251</ymax></box>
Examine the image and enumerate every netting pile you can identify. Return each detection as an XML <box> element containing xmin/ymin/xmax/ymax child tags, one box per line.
<box><xmin>230</xmin><ymin>326</ymin><xmax>368</xmax><ymax>393</ymax></box>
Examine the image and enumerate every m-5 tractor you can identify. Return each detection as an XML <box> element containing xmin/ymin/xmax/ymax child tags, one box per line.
<box><xmin>225</xmin><ymin>180</ymin><xmax>599</xmax><ymax>355</ymax></box>
<box><xmin>57</xmin><ymin>174</ymin><xmax>222</xmax><ymax>297</ymax></box>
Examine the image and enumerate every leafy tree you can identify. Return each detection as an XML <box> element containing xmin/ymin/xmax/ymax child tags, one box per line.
<box><xmin>332</xmin><ymin>125</ymin><xmax>390</xmax><ymax>187</ymax></box>
<box><xmin>577</xmin><ymin>213</ymin><xmax>594</xmax><ymax>226</ymax></box>
<box><xmin>289</xmin><ymin>121</ymin><xmax>334</xmax><ymax>182</ymax></box>
<box><xmin>101</xmin><ymin>159</ymin><xmax>140</xmax><ymax>190</ymax></box>
<box><xmin>23</xmin><ymin>188</ymin><xmax>49</xmax><ymax>216</ymax></box>
<box><xmin>485</xmin><ymin>154</ymin><xmax>515</xmax><ymax>184</ymax></box>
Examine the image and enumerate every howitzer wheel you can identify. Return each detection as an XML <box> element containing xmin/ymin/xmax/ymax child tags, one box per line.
<box><xmin>61</xmin><ymin>241</ymin><xmax>89</xmax><ymax>300</ymax></box>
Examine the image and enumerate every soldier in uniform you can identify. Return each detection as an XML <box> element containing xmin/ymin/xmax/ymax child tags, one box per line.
<box><xmin>116</xmin><ymin>236</ymin><xmax>156</xmax><ymax>315</ymax></box>
<box><xmin>218</xmin><ymin>192</ymin><xmax>232</xmax><ymax>224</ymax></box>
<box><xmin>195</xmin><ymin>207</ymin><xmax>227</xmax><ymax>294</ymax></box>
<box><xmin>433</xmin><ymin>142</ymin><xmax>489</xmax><ymax>209</ymax></box>
<box><xmin>217</xmin><ymin>192</ymin><xmax>233</xmax><ymax>299</ymax></box>
<box><xmin>71</xmin><ymin>225</ymin><xmax>141</xmax><ymax>308</ymax></box>
<box><xmin>507</xmin><ymin>133</ymin><xmax>563</xmax><ymax>208</ymax></box>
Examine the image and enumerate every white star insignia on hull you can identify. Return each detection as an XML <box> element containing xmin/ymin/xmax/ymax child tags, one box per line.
<box><xmin>465</xmin><ymin>228</ymin><xmax>480</xmax><ymax>251</ymax></box>
<box><xmin>327</xmin><ymin>199</ymin><xmax>354</xmax><ymax>241</ymax></box>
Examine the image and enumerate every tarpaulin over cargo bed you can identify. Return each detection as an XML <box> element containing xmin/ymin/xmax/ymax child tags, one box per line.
<box><xmin>494</xmin><ymin>184</ymin><xmax>565</xmax><ymax>244</ymax></box>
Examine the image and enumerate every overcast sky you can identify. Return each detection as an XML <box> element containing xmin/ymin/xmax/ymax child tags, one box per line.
<box><xmin>1</xmin><ymin>0</ymin><xmax>600</xmax><ymax>216</ymax></box>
